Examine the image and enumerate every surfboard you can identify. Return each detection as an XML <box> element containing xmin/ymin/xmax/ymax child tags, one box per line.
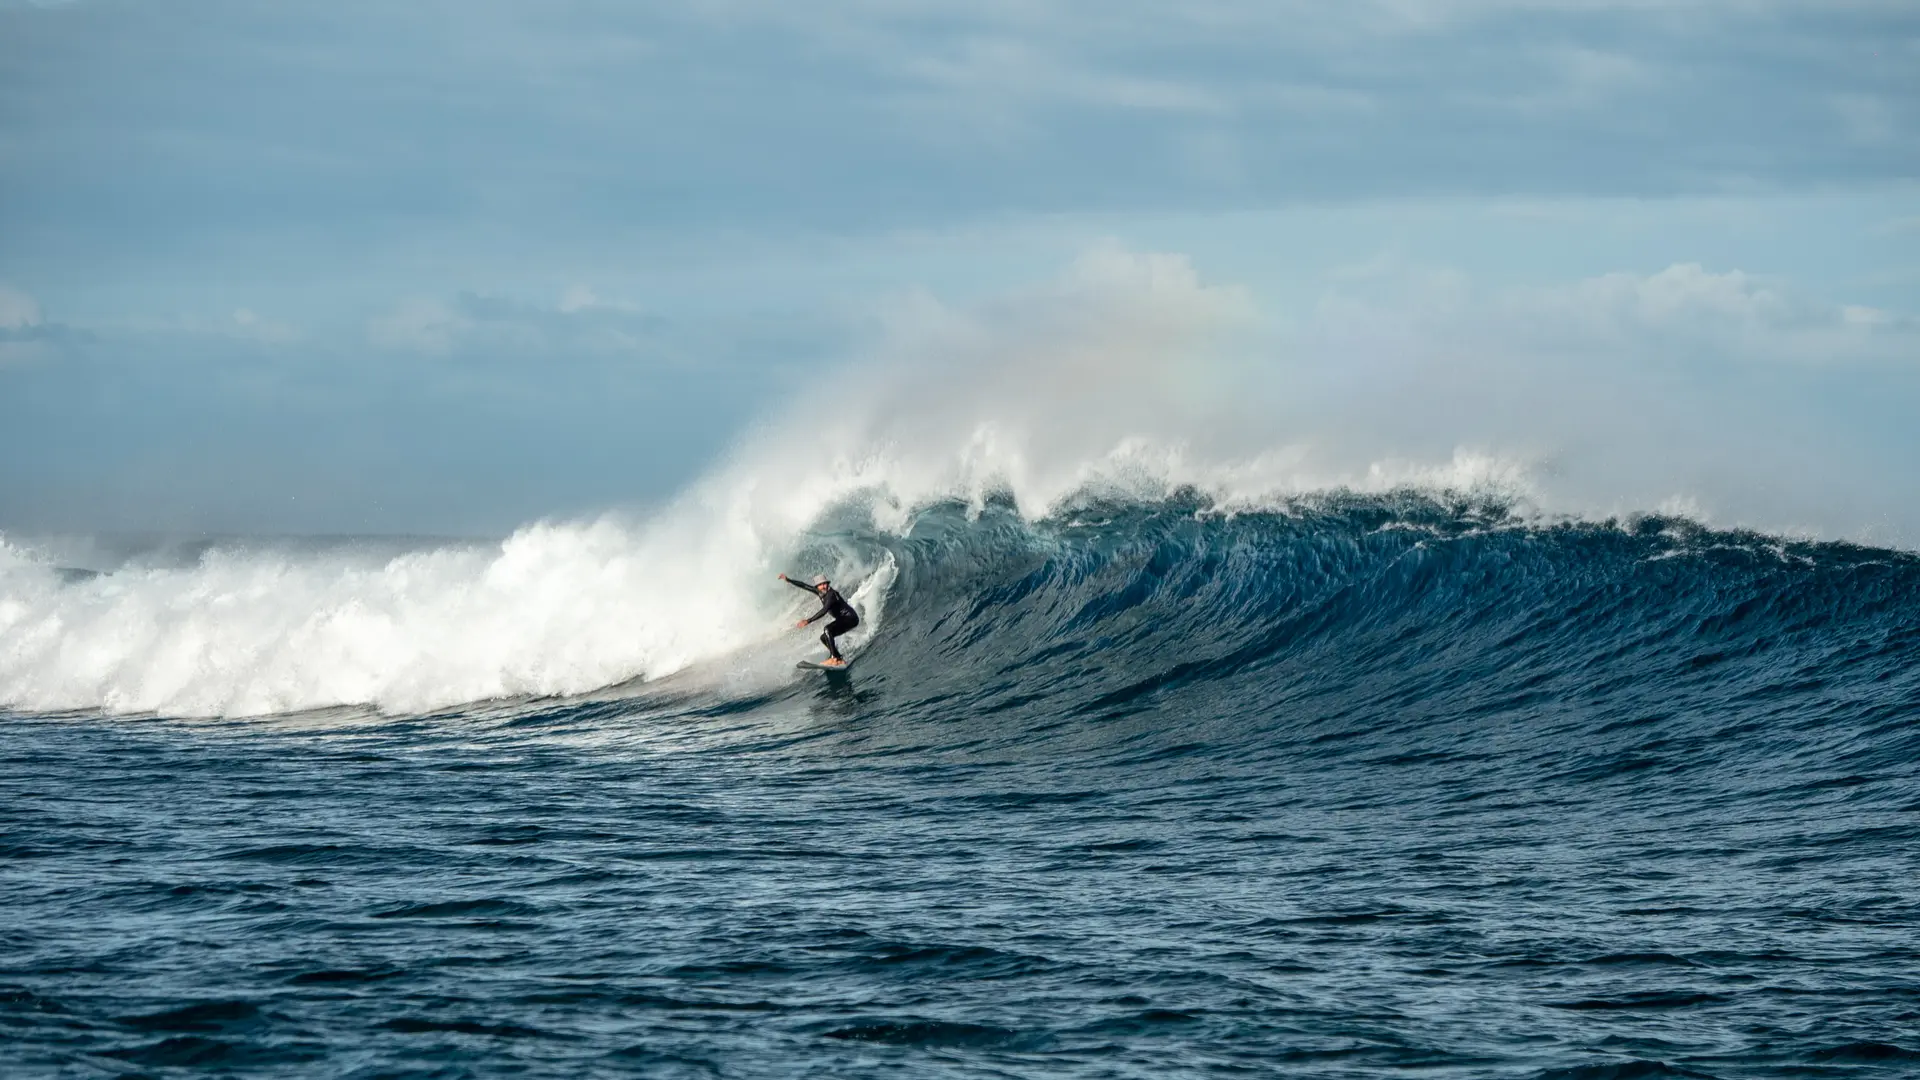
<box><xmin>796</xmin><ymin>657</ymin><xmax>857</xmax><ymax>672</ymax></box>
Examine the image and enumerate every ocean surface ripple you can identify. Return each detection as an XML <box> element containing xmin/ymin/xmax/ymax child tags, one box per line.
<box><xmin>5</xmin><ymin>495</ymin><xmax>1919</xmax><ymax>1078</ymax></box>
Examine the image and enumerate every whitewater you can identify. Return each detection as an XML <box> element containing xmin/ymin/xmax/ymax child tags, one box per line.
<box><xmin>3</xmin><ymin>250</ymin><xmax>1917</xmax><ymax>1078</ymax></box>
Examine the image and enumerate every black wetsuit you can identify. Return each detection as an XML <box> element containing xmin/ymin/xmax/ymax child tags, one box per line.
<box><xmin>786</xmin><ymin>577</ymin><xmax>860</xmax><ymax>661</ymax></box>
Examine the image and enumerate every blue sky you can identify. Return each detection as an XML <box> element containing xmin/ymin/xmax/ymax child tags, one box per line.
<box><xmin>1</xmin><ymin>0</ymin><xmax>1915</xmax><ymax>536</ymax></box>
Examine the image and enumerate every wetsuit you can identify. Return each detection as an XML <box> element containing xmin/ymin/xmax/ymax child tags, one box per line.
<box><xmin>786</xmin><ymin>577</ymin><xmax>860</xmax><ymax>661</ymax></box>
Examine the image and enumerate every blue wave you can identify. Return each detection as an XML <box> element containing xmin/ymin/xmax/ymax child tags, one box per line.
<box><xmin>787</xmin><ymin>494</ymin><xmax>1919</xmax><ymax>775</ymax></box>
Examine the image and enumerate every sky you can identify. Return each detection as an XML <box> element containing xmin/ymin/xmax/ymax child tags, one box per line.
<box><xmin>0</xmin><ymin>0</ymin><xmax>1916</xmax><ymax>538</ymax></box>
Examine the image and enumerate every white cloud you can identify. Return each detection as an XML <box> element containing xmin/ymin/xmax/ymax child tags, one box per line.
<box><xmin>1540</xmin><ymin>263</ymin><xmax>1791</xmax><ymax>325</ymax></box>
<box><xmin>1317</xmin><ymin>260</ymin><xmax>1916</xmax><ymax>366</ymax></box>
<box><xmin>558</xmin><ymin>285</ymin><xmax>601</xmax><ymax>314</ymax></box>
<box><xmin>0</xmin><ymin>285</ymin><xmax>43</xmax><ymax>331</ymax></box>
<box><xmin>0</xmin><ymin>285</ymin><xmax>50</xmax><ymax>367</ymax></box>
<box><xmin>68</xmin><ymin>309</ymin><xmax>304</xmax><ymax>347</ymax></box>
<box><xmin>365</xmin><ymin>291</ymin><xmax>666</xmax><ymax>359</ymax></box>
<box><xmin>367</xmin><ymin>297</ymin><xmax>471</xmax><ymax>355</ymax></box>
<box><xmin>557</xmin><ymin>285</ymin><xmax>640</xmax><ymax>314</ymax></box>
<box><xmin>1841</xmin><ymin>304</ymin><xmax>1893</xmax><ymax>327</ymax></box>
<box><xmin>1266</xmin><ymin>251</ymin><xmax>1920</xmax><ymax>542</ymax></box>
<box><xmin>227</xmin><ymin>307</ymin><xmax>300</xmax><ymax>344</ymax></box>
<box><xmin>1504</xmin><ymin>263</ymin><xmax>1919</xmax><ymax>365</ymax></box>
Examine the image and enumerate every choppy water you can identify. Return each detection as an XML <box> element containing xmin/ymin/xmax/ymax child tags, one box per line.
<box><xmin>5</xmin><ymin>497</ymin><xmax>1920</xmax><ymax>1078</ymax></box>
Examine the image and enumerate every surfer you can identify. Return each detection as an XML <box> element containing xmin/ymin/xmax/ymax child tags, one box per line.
<box><xmin>780</xmin><ymin>573</ymin><xmax>859</xmax><ymax>667</ymax></box>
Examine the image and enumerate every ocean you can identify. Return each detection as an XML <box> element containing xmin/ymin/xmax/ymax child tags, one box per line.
<box><xmin>3</xmin><ymin>493</ymin><xmax>1918</xmax><ymax>1078</ymax></box>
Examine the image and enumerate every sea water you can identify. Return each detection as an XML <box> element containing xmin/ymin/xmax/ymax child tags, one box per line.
<box><xmin>4</xmin><ymin>494</ymin><xmax>1917</xmax><ymax>1078</ymax></box>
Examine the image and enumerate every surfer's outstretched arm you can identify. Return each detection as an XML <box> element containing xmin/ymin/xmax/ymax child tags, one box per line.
<box><xmin>778</xmin><ymin>574</ymin><xmax>830</xmax><ymax>625</ymax></box>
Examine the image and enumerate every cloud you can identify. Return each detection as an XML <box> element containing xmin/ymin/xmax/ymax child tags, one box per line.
<box><xmin>1270</xmin><ymin>252</ymin><xmax>1920</xmax><ymax>541</ymax></box>
<box><xmin>228</xmin><ymin>307</ymin><xmax>299</xmax><ymax>344</ymax></box>
<box><xmin>182</xmin><ymin>310</ymin><xmax>301</xmax><ymax>344</ymax></box>
<box><xmin>1313</xmin><ymin>259</ymin><xmax>1916</xmax><ymax>367</ymax></box>
<box><xmin>367</xmin><ymin>297</ymin><xmax>471</xmax><ymax>356</ymax></box>
<box><xmin>558</xmin><ymin>285</ymin><xmax>607</xmax><ymax>314</ymax></box>
<box><xmin>366</xmin><ymin>291</ymin><xmax>670</xmax><ymax>359</ymax></box>
<box><xmin>898</xmin><ymin>37</ymin><xmax>1228</xmax><ymax>115</ymax></box>
<box><xmin>1527</xmin><ymin>263</ymin><xmax>1795</xmax><ymax>326</ymax></box>
<box><xmin>5</xmin><ymin>0</ymin><xmax>1913</xmax><ymax>267</ymax></box>
<box><xmin>77</xmin><ymin>308</ymin><xmax>305</xmax><ymax>347</ymax></box>
<box><xmin>0</xmin><ymin>285</ymin><xmax>54</xmax><ymax>367</ymax></box>
<box><xmin>1505</xmin><ymin>263</ymin><xmax>1917</xmax><ymax>363</ymax></box>
<box><xmin>0</xmin><ymin>286</ymin><xmax>43</xmax><ymax>331</ymax></box>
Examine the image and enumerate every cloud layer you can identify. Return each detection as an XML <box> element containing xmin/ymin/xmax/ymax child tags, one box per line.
<box><xmin>0</xmin><ymin>4</ymin><xmax>1914</xmax><ymax>538</ymax></box>
<box><xmin>3</xmin><ymin>0</ymin><xmax>1915</xmax><ymax>269</ymax></box>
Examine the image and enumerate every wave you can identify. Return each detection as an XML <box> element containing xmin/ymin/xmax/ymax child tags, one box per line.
<box><xmin>5</xmin><ymin>249</ymin><xmax>1916</xmax><ymax>719</ymax></box>
<box><xmin>4</xmin><ymin>484</ymin><xmax>1916</xmax><ymax>732</ymax></box>
<box><xmin>851</xmin><ymin>496</ymin><xmax>1919</xmax><ymax>762</ymax></box>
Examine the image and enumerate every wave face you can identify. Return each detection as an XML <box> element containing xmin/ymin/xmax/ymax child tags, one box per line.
<box><xmin>847</xmin><ymin>496</ymin><xmax>1919</xmax><ymax>761</ymax></box>
<box><xmin>5</xmin><ymin>493</ymin><xmax>1917</xmax><ymax>1078</ymax></box>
